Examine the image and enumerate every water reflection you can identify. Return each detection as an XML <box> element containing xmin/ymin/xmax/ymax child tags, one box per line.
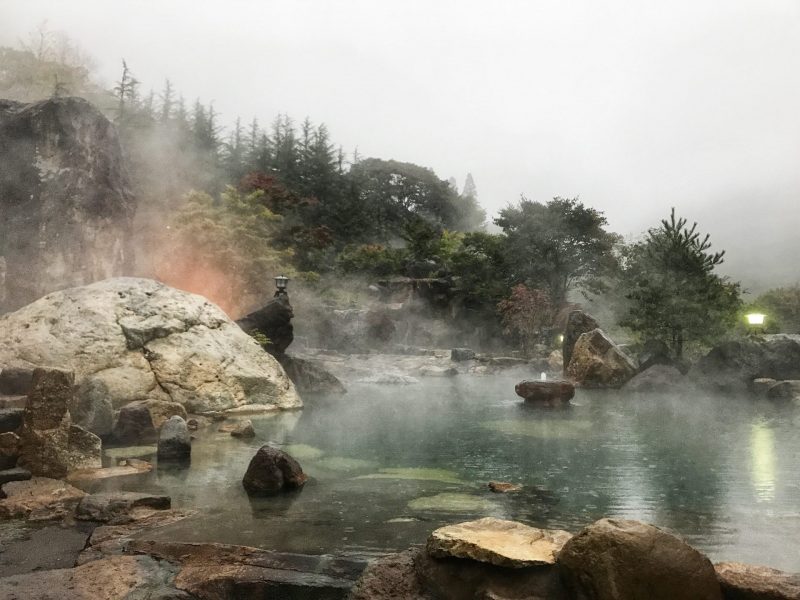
<box><xmin>750</xmin><ymin>420</ymin><xmax>776</xmax><ymax>502</ymax></box>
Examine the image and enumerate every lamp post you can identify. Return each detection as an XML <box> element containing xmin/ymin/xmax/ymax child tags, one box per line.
<box><xmin>745</xmin><ymin>312</ymin><xmax>766</xmax><ymax>335</ymax></box>
<box><xmin>274</xmin><ymin>275</ymin><xmax>290</xmax><ymax>297</ymax></box>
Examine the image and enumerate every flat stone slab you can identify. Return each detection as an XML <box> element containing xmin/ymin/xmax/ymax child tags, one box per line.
<box><xmin>716</xmin><ymin>561</ymin><xmax>800</xmax><ymax>600</ymax></box>
<box><xmin>0</xmin><ymin>467</ymin><xmax>31</xmax><ymax>485</ymax></box>
<box><xmin>0</xmin><ymin>476</ymin><xmax>86</xmax><ymax>521</ymax></box>
<box><xmin>75</xmin><ymin>492</ymin><xmax>171</xmax><ymax>524</ymax></box>
<box><xmin>66</xmin><ymin>463</ymin><xmax>152</xmax><ymax>485</ymax></box>
<box><xmin>427</xmin><ymin>517</ymin><xmax>572</xmax><ymax>568</ymax></box>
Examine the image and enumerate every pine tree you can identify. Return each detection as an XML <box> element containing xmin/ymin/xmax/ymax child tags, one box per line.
<box><xmin>160</xmin><ymin>79</ymin><xmax>174</xmax><ymax>122</ymax></box>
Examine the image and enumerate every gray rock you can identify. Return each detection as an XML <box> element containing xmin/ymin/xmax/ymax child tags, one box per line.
<box><xmin>451</xmin><ymin>348</ymin><xmax>477</xmax><ymax>362</ymax></box>
<box><xmin>0</xmin><ymin>278</ymin><xmax>302</xmax><ymax>414</ymax></box>
<box><xmin>766</xmin><ymin>380</ymin><xmax>800</xmax><ymax>400</ymax></box>
<box><xmin>350</xmin><ymin>550</ymin><xmax>432</xmax><ymax>600</ymax></box>
<box><xmin>751</xmin><ymin>378</ymin><xmax>778</xmax><ymax>397</ymax></box>
<box><xmin>157</xmin><ymin>416</ymin><xmax>191</xmax><ymax>461</ymax></box>
<box><xmin>242</xmin><ymin>445</ymin><xmax>307</xmax><ymax>496</ymax></box>
<box><xmin>557</xmin><ymin>518</ymin><xmax>722</xmax><ymax>600</ymax></box>
<box><xmin>218</xmin><ymin>419</ymin><xmax>256</xmax><ymax>438</ymax></box>
<box><xmin>112</xmin><ymin>400</ymin><xmax>157</xmax><ymax>445</ymax></box>
<box><xmin>0</xmin><ymin>408</ymin><xmax>24</xmax><ymax>433</ymax></box>
<box><xmin>71</xmin><ymin>378</ymin><xmax>115</xmax><ymax>437</ymax></box>
<box><xmin>623</xmin><ymin>364</ymin><xmax>686</xmax><ymax>393</ymax></box>
<box><xmin>0</xmin><ymin>367</ymin><xmax>33</xmax><ymax>396</ymax></box>
<box><xmin>563</xmin><ymin>311</ymin><xmax>600</xmax><ymax>375</ymax></box>
<box><xmin>0</xmin><ymin>431</ymin><xmax>20</xmax><ymax>469</ymax></box>
<box><xmin>566</xmin><ymin>329</ymin><xmax>637</xmax><ymax>388</ymax></box>
<box><xmin>280</xmin><ymin>355</ymin><xmax>347</xmax><ymax>394</ymax></box>
<box><xmin>0</xmin><ymin>467</ymin><xmax>31</xmax><ymax>485</ymax></box>
<box><xmin>0</xmin><ymin>97</ymin><xmax>134</xmax><ymax>313</ymax></box>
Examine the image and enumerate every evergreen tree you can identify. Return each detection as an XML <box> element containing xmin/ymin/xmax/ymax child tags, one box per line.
<box><xmin>159</xmin><ymin>79</ymin><xmax>174</xmax><ymax>122</ymax></box>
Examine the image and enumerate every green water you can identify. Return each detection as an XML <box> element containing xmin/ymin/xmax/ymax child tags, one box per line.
<box><xmin>97</xmin><ymin>374</ymin><xmax>800</xmax><ymax>571</ymax></box>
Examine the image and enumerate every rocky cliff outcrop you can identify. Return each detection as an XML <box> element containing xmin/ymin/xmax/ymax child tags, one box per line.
<box><xmin>0</xmin><ymin>278</ymin><xmax>301</xmax><ymax>415</ymax></box>
<box><xmin>0</xmin><ymin>96</ymin><xmax>134</xmax><ymax>312</ymax></box>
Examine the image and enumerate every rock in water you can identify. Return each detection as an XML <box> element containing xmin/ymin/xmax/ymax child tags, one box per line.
<box><xmin>557</xmin><ymin>518</ymin><xmax>722</xmax><ymax>600</ymax></box>
<box><xmin>451</xmin><ymin>348</ymin><xmax>477</xmax><ymax>362</ymax></box>
<box><xmin>17</xmin><ymin>368</ymin><xmax>101</xmax><ymax>478</ymax></box>
<box><xmin>0</xmin><ymin>278</ymin><xmax>301</xmax><ymax>414</ymax></box>
<box><xmin>562</xmin><ymin>310</ymin><xmax>600</xmax><ymax>375</ymax></box>
<box><xmin>515</xmin><ymin>380</ymin><xmax>575</xmax><ymax>405</ymax></box>
<box><xmin>218</xmin><ymin>419</ymin><xmax>256</xmax><ymax>438</ymax></box>
<box><xmin>0</xmin><ymin>97</ymin><xmax>135</xmax><ymax>312</ymax></box>
<box><xmin>242</xmin><ymin>445</ymin><xmax>307</xmax><ymax>496</ymax></box>
<box><xmin>157</xmin><ymin>416</ymin><xmax>191</xmax><ymax>461</ymax></box>
<box><xmin>566</xmin><ymin>329</ymin><xmax>637</xmax><ymax>388</ymax></box>
<box><xmin>427</xmin><ymin>518</ymin><xmax>571</xmax><ymax>568</ymax></box>
<box><xmin>715</xmin><ymin>562</ymin><xmax>800</xmax><ymax>600</ymax></box>
<box><xmin>280</xmin><ymin>355</ymin><xmax>347</xmax><ymax>394</ymax></box>
<box><xmin>623</xmin><ymin>364</ymin><xmax>686</xmax><ymax>393</ymax></box>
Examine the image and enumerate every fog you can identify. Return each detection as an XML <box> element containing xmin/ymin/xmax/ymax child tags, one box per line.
<box><xmin>1</xmin><ymin>0</ymin><xmax>799</xmax><ymax>290</ymax></box>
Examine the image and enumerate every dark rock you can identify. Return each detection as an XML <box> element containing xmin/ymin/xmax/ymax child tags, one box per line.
<box><xmin>715</xmin><ymin>561</ymin><xmax>800</xmax><ymax>600</ymax></box>
<box><xmin>0</xmin><ymin>522</ymin><xmax>95</xmax><ymax>577</ymax></box>
<box><xmin>350</xmin><ymin>550</ymin><xmax>432</xmax><ymax>600</ymax></box>
<box><xmin>242</xmin><ymin>445</ymin><xmax>307</xmax><ymax>496</ymax></box>
<box><xmin>0</xmin><ymin>467</ymin><xmax>31</xmax><ymax>485</ymax></box>
<box><xmin>414</xmin><ymin>548</ymin><xmax>569</xmax><ymax>600</ymax></box>
<box><xmin>113</xmin><ymin>399</ymin><xmax>157</xmax><ymax>444</ymax></box>
<box><xmin>694</xmin><ymin>336</ymin><xmax>800</xmax><ymax>394</ymax></box>
<box><xmin>451</xmin><ymin>348</ymin><xmax>477</xmax><ymax>362</ymax></box>
<box><xmin>0</xmin><ymin>97</ymin><xmax>135</xmax><ymax>312</ymax></box>
<box><xmin>0</xmin><ymin>408</ymin><xmax>24</xmax><ymax>433</ymax></box>
<box><xmin>237</xmin><ymin>294</ymin><xmax>294</xmax><ymax>357</ymax></box>
<box><xmin>566</xmin><ymin>329</ymin><xmax>637</xmax><ymax>388</ymax></box>
<box><xmin>280</xmin><ymin>355</ymin><xmax>347</xmax><ymax>394</ymax></box>
<box><xmin>157</xmin><ymin>416</ymin><xmax>191</xmax><ymax>461</ymax></box>
<box><xmin>126</xmin><ymin>540</ymin><xmax>366</xmax><ymax>599</ymax></box>
<box><xmin>623</xmin><ymin>364</ymin><xmax>686</xmax><ymax>393</ymax></box>
<box><xmin>563</xmin><ymin>310</ymin><xmax>600</xmax><ymax>375</ymax></box>
<box><xmin>515</xmin><ymin>380</ymin><xmax>575</xmax><ymax>405</ymax></box>
<box><xmin>0</xmin><ymin>431</ymin><xmax>20</xmax><ymax>469</ymax></box>
<box><xmin>0</xmin><ymin>367</ymin><xmax>33</xmax><ymax>395</ymax></box>
<box><xmin>752</xmin><ymin>378</ymin><xmax>778</xmax><ymax>398</ymax></box>
<box><xmin>18</xmin><ymin>368</ymin><xmax>101</xmax><ymax>477</ymax></box>
<box><xmin>75</xmin><ymin>491</ymin><xmax>171</xmax><ymax>524</ymax></box>
<box><xmin>557</xmin><ymin>518</ymin><xmax>722</xmax><ymax>600</ymax></box>
<box><xmin>765</xmin><ymin>380</ymin><xmax>800</xmax><ymax>400</ymax></box>
<box><xmin>366</xmin><ymin>309</ymin><xmax>396</xmax><ymax>343</ymax></box>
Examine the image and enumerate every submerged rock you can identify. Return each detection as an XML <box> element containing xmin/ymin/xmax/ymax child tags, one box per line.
<box><xmin>427</xmin><ymin>518</ymin><xmax>571</xmax><ymax>568</ymax></box>
<box><xmin>514</xmin><ymin>380</ymin><xmax>574</xmax><ymax>405</ymax></box>
<box><xmin>557</xmin><ymin>518</ymin><xmax>722</xmax><ymax>600</ymax></box>
<box><xmin>487</xmin><ymin>481</ymin><xmax>522</xmax><ymax>493</ymax></box>
<box><xmin>157</xmin><ymin>416</ymin><xmax>191</xmax><ymax>461</ymax></box>
<box><xmin>0</xmin><ymin>278</ymin><xmax>302</xmax><ymax>414</ymax></box>
<box><xmin>451</xmin><ymin>348</ymin><xmax>477</xmax><ymax>362</ymax></box>
<box><xmin>242</xmin><ymin>445</ymin><xmax>307</xmax><ymax>496</ymax></box>
<box><xmin>218</xmin><ymin>419</ymin><xmax>256</xmax><ymax>438</ymax></box>
<box><xmin>715</xmin><ymin>561</ymin><xmax>800</xmax><ymax>600</ymax></box>
<box><xmin>566</xmin><ymin>329</ymin><xmax>637</xmax><ymax>388</ymax></box>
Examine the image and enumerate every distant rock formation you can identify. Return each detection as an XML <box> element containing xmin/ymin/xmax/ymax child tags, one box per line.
<box><xmin>0</xmin><ymin>97</ymin><xmax>134</xmax><ymax>312</ymax></box>
<box><xmin>0</xmin><ymin>278</ymin><xmax>301</xmax><ymax>415</ymax></box>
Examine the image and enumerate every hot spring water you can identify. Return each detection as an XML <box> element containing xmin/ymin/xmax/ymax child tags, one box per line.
<box><xmin>95</xmin><ymin>373</ymin><xmax>800</xmax><ymax>571</ymax></box>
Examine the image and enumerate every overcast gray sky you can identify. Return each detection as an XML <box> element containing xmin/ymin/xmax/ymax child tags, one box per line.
<box><xmin>1</xmin><ymin>0</ymin><xmax>799</xmax><ymax>290</ymax></box>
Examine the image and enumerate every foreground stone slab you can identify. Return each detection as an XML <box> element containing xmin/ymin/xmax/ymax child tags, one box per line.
<box><xmin>427</xmin><ymin>517</ymin><xmax>571</xmax><ymax>568</ymax></box>
<box><xmin>127</xmin><ymin>540</ymin><xmax>366</xmax><ymax>599</ymax></box>
<box><xmin>0</xmin><ymin>477</ymin><xmax>86</xmax><ymax>521</ymax></box>
<box><xmin>347</xmin><ymin>550</ymin><xmax>432</xmax><ymax>600</ymax></box>
<box><xmin>75</xmin><ymin>492</ymin><xmax>171</xmax><ymax>524</ymax></box>
<box><xmin>715</xmin><ymin>562</ymin><xmax>800</xmax><ymax>600</ymax></box>
<box><xmin>557</xmin><ymin>518</ymin><xmax>722</xmax><ymax>600</ymax></box>
<box><xmin>0</xmin><ymin>554</ymin><xmax>187</xmax><ymax>600</ymax></box>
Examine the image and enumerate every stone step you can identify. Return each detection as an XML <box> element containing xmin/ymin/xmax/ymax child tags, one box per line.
<box><xmin>0</xmin><ymin>467</ymin><xmax>32</xmax><ymax>485</ymax></box>
<box><xmin>0</xmin><ymin>396</ymin><xmax>26</xmax><ymax>409</ymax></box>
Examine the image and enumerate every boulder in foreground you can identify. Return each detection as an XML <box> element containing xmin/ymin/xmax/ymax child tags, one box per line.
<box><xmin>557</xmin><ymin>517</ymin><xmax>722</xmax><ymax>600</ymax></box>
<box><xmin>427</xmin><ymin>517</ymin><xmax>571</xmax><ymax>568</ymax></box>
<box><xmin>242</xmin><ymin>445</ymin><xmax>307</xmax><ymax>496</ymax></box>
<box><xmin>0</xmin><ymin>278</ymin><xmax>301</xmax><ymax>415</ymax></box>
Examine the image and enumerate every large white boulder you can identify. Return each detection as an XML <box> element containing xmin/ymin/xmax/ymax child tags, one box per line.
<box><xmin>0</xmin><ymin>278</ymin><xmax>301</xmax><ymax>414</ymax></box>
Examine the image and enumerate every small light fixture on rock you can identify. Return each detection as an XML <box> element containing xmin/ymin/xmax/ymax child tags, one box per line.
<box><xmin>274</xmin><ymin>275</ymin><xmax>290</xmax><ymax>297</ymax></box>
<box><xmin>745</xmin><ymin>312</ymin><xmax>765</xmax><ymax>326</ymax></box>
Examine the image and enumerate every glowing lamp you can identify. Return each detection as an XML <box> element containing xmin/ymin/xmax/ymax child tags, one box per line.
<box><xmin>746</xmin><ymin>313</ymin><xmax>765</xmax><ymax>326</ymax></box>
<box><xmin>558</xmin><ymin>334</ymin><xmax>565</xmax><ymax>344</ymax></box>
<box><xmin>274</xmin><ymin>275</ymin><xmax>290</xmax><ymax>295</ymax></box>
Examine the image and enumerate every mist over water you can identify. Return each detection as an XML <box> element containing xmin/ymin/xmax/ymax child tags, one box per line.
<box><xmin>89</xmin><ymin>375</ymin><xmax>800</xmax><ymax>571</ymax></box>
